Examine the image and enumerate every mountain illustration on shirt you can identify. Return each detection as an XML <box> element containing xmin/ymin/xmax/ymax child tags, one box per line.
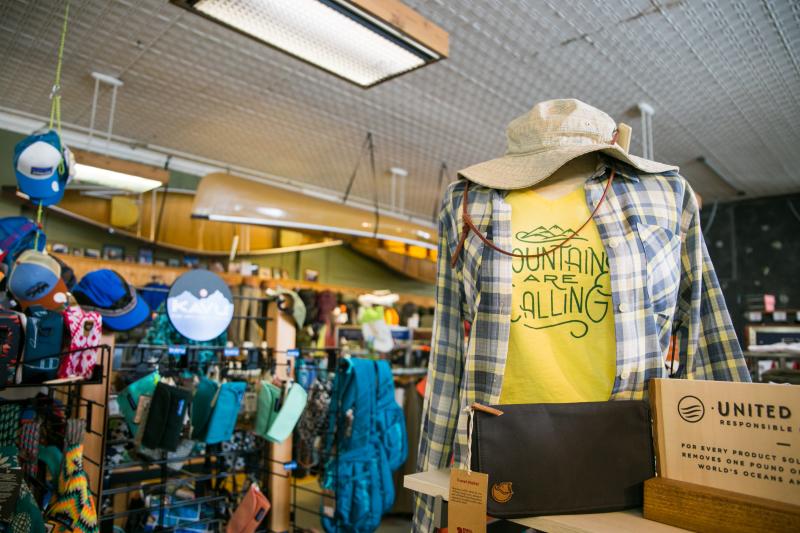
<box><xmin>515</xmin><ymin>225</ymin><xmax>588</xmax><ymax>244</ymax></box>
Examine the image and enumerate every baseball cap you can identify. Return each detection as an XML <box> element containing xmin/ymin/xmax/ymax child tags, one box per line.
<box><xmin>7</xmin><ymin>250</ymin><xmax>66</xmax><ymax>310</ymax></box>
<box><xmin>37</xmin><ymin>145</ymin><xmax>74</xmax><ymax>207</ymax></box>
<box><xmin>73</xmin><ymin>269</ymin><xmax>150</xmax><ymax>331</ymax></box>
<box><xmin>13</xmin><ymin>130</ymin><xmax>65</xmax><ymax>202</ymax></box>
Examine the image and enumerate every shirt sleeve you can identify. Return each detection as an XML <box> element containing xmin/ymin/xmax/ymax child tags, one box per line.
<box><xmin>673</xmin><ymin>180</ymin><xmax>751</xmax><ymax>382</ymax></box>
<box><xmin>413</xmin><ymin>183</ymin><xmax>465</xmax><ymax>532</ymax></box>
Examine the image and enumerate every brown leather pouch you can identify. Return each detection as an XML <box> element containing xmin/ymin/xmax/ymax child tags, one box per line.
<box><xmin>470</xmin><ymin>400</ymin><xmax>654</xmax><ymax>518</ymax></box>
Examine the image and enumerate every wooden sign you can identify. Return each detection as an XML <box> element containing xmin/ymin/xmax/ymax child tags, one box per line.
<box><xmin>650</xmin><ymin>378</ymin><xmax>800</xmax><ymax>506</ymax></box>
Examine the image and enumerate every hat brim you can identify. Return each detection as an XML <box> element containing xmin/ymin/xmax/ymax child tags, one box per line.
<box><xmin>18</xmin><ymin>278</ymin><xmax>68</xmax><ymax>311</ymax></box>
<box><xmin>101</xmin><ymin>295</ymin><xmax>151</xmax><ymax>331</ymax></box>
<box><xmin>16</xmin><ymin>174</ymin><xmax>62</xmax><ymax>200</ymax></box>
<box><xmin>458</xmin><ymin>144</ymin><xmax>678</xmax><ymax>190</ymax></box>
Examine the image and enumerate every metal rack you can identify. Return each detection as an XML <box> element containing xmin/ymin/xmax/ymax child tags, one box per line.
<box><xmin>0</xmin><ymin>342</ymin><xmax>113</xmax><ymax>504</ymax></box>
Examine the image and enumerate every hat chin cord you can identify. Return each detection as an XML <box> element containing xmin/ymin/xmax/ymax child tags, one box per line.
<box><xmin>451</xmin><ymin>130</ymin><xmax>620</xmax><ymax>269</ymax></box>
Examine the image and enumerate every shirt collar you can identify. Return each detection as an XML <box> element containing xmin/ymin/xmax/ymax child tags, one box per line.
<box><xmin>590</xmin><ymin>155</ymin><xmax>641</xmax><ymax>183</ymax></box>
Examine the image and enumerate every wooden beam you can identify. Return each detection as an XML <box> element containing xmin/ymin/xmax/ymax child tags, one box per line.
<box><xmin>350</xmin><ymin>0</ymin><xmax>449</xmax><ymax>57</ymax></box>
<box><xmin>72</xmin><ymin>148</ymin><xmax>170</xmax><ymax>185</ymax></box>
<box><xmin>267</xmin><ymin>301</ymin><xmax>295</xmax><ymax>532</ymax></box>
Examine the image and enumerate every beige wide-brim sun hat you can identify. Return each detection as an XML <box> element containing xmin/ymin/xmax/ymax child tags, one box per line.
<box><xmin>459</xmin><ymin>99</ymin><xmax>678</xmax><ymax>189</ymax></box>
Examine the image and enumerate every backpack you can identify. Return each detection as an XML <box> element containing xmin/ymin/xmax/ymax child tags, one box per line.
<box><xmin>320</xmin><ymin>358</ymin><xmax>406</xmax><ymax>532</ymax></box>
<box><xmin>21</xmin><ymin>305</ymin><xmax>63</xmax><ymax>383</ymax></box>
<box><xmin>0</xmin><ymin>217</ymin><xmax>44</xmax><ymax>270</ymax></box>
<box><xmin>0</xmin><ymin>309</ymin><xmax>23</xmax><ymax>385</ymax></box>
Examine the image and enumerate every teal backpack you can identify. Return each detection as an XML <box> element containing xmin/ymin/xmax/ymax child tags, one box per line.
<box><xmin>320</xmin><ymin>358</ymin><xmax>407</xmax><ymax>532</ymax></box>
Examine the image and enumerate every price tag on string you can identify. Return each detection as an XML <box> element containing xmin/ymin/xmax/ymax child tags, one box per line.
<box><xmin>448</xmin><ymin>469</ymin><xmax>488</xmax><ymax>533</ymax></box>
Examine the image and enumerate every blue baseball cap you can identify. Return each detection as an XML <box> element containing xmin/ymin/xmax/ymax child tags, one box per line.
<box><xmin>37</xmin><ymin>145</ymin><xmax>73</xmax><ymax>207</ymax></box>
<box><xmin>73</xmin><ymin>269</ymin><xmax>150</xmax><ymax>331</ymax></box>
<box><xmin>13</xmin><ymin>130</ymin><xmax>64</xmax><ymax>202</ymax></box>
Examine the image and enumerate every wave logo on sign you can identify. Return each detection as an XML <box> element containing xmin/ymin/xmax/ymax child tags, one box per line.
<box><xmin>167</xmin><ymin>270</ymin><xmax>234</xmax><ymax>342</ymax></box>
<box><xmin>677</xmin><ymin>395</ymin><xmax>705</xmax><ymax>423</ymax></box>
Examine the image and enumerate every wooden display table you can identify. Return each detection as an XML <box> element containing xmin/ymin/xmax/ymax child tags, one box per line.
<box><xmin>404</xmin><ymin>469</ymin><xmax>689</xmax><ymax>532</ymax></box>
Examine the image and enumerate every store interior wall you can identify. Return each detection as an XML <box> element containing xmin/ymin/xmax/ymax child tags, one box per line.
<box><xmin>0</xmin><ymin>128</ymin><xmax>433</xmax><ymax>296</ymax></box>
<box><xmin>700</xmin><ymin>194</ymin><xmax>800</xmax><ymax>346</ymax></box>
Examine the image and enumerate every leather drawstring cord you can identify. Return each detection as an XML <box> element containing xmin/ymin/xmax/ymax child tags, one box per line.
<box><xmin>451</xmin><ymin>130</ymin><xmax>620</xmax><ymax>269</ymax></box>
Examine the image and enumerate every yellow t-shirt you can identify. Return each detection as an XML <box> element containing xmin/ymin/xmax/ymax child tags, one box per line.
<box><xmin>499</xmin><ymin>186</ymin><xmax>616</xmax><ymax>405</ymax></box>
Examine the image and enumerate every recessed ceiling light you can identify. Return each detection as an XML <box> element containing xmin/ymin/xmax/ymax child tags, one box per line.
<box><xmin>172</xmin><ymin>0</ymin><xmax>448</xmax><ymax>87</ymax></box>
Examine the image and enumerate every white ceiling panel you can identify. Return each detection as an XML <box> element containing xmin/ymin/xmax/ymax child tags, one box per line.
<box><xmin>0</xmin><ymin>0</ymin><xmax>798</xmax><ymax>218</ymax></box>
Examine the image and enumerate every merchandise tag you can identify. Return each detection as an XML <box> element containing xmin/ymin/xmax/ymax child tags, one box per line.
<box><xmin>0</xmin><ymin>469</ymin><xmax>22</xmax><ymax>520</ymax></box>
<box><xmin>322</xmin><ymin>494</ymin><xmax>336</xmax><ymax>518</ymax></box>
<box><xmin>286</xmin><ymin>348</ymin><xmax>300</xmax><ymax>358</ymax></box>
<box><xmin>134</xmin><ymin>395</ymin><xmax>152</xmax><ymax>424</ymax></box>
<box><xmin>168</xmin><ymin>346</ymin><xmax>187</xmax><ymax>357</ymax></box>
<box><xmin>223</xmin><ymin>347</ymin><xmax>240</xmax><ymax>357</ymax></box>
<box><xmin>283</xmin><ymin>460</ymin><xmax>297</xmax><ymax>471</ymax></box>
<box><xmin>448</xmin><ymin>468</ymin><xmax>488</xmax><ymax>533</ymax></box>
<box><xmin>243</xmin><ymin>391</ymin><xmax>258</xmax><ymax>414</ymax></box>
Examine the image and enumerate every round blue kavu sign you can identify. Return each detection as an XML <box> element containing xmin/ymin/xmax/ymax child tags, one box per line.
<box><xmin>167</xmin><ymin>270</ymin><xmax>234</xmax><ymax>342</ymax></box>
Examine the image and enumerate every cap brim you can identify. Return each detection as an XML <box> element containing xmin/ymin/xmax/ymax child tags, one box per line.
<box><xmin>16</xmin><ymin>174</ymin><xmax>62</xmax><ymax>200</ymax></box>
<box><xmin>102</xmin><ymin>296</ymin><xmax>151</xmax><ymax>331</ymax></box>
<box><xmin>459</xmin><ymin>144</ymin><xmax>678</xmax><ymax>190</ymax></box>
<box><xmin>18</xmin><ymin>278</ymin><xmax>68</xmax><ymax>311</ymax></box>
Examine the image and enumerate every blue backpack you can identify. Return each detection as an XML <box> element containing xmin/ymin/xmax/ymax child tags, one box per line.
<box><xmin>320</xmin><ymin>358</ymin><xmax>407</xmax><ymax>532</ymax></box>
<box><xmin>0</xmin><ymin>217</ymin><xmax>44</xmax><ymax>269</ymax></box>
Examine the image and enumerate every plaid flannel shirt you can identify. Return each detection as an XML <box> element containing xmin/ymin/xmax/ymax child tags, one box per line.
<box><xmin>413</xmin><ymin>158</ymin><xmax>750</xmax><ymax>531</ymax></box>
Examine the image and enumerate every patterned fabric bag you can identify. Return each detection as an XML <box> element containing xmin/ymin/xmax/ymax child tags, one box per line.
<box><xmin>0</xmin><ymin>310</ymin><xmax>23</xmax><ymax>385</ymax></box>
<box><xmin>45</xmin><ymin>419</ymin><xmax>99</xmax><ymax>533</ymax></box>
<box><xmin>58</xmin><ymin>306</ymin><xmax>101</xmax><ymax>379</ymax></box>
<box><xmin>0</xmin><ymin>445</ymin><xmax>45</xmax><ymax>533</ymax></box>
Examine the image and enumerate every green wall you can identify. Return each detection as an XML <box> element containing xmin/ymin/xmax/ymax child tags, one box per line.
<box><xmin>0</xmin><ymin>128</ymin><xmax>433</xmax><ymax>296</ymax></box>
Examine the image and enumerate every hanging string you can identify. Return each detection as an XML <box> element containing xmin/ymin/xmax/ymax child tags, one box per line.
<box><xmin>342</xmin><ymin>132</ymin><xmax>372</xmax><ymax>204</ymax></box>
<box><xmin>35</xmin><ymin>1</ymin><xmax>70</xmax><ymax>250</ymax></box>
<box><xmin>367</xmin><ymin>133</ymin><xmax>379</xmax><ymax>239</ymax></box>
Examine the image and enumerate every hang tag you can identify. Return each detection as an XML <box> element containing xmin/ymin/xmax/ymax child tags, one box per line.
<box><xmin>448</xmin><ymin>468</ymin><xmax>488</xmax><ymax>533</ymax></box>
<box><xmin>134</xmin><ymin>395</ymin><xmax>152</xmax><ymax>424</ymax></box>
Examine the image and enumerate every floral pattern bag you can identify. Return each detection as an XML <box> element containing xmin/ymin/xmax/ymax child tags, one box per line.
<box><xmin>57</xmin><ymin>306</ymin><xmax>102</xmax><ymax>379</ymax></box>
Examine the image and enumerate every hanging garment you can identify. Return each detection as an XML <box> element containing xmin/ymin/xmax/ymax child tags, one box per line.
<box><xmin>227</xmin><ymin>285</ymin><xmax>263</xmax><ymax>345</ymax></box>
<box><xmin>144</xmin><ymin>303</ymin><xmax>226</xmax><ymax>367</ymax></box>
<box><xmin>391</xmin><ymin>381</ymin><xmax>423</xmax><ymax>514</ymax></box>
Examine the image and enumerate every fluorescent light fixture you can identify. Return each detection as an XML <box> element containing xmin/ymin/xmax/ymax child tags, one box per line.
<box><xmin>74</xmin><ymin>164</ymin><xmax>162</xmax><ymax>193</ymax></box>
<box><xmin>172</xmin><ymin>0</ymin><xmax>448</xmax><ymax>87</ymax></box>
